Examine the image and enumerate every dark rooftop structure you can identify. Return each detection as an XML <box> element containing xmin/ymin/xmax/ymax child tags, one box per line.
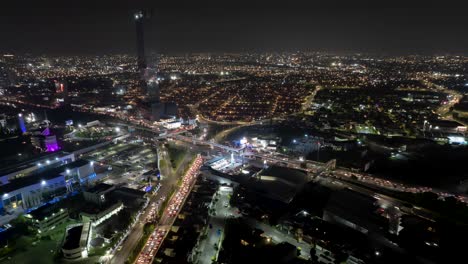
<box><xmin>62</xmin><ymin>225</ymin><xmax>83</xmax><ymax>250</ymax></box>
<box><xmin>85</xmin><ymin>182</ymin><xmax>113</xmax><ymax>194</ymax></box>
<box><xmin>28</xmin><ymin>202</ymin><xmax>63</xmax><ymax>221</ymax></box>
<box><xmin>0</xmin><ymin>159</ymin><xmax>89</xmax><ymax>195</ymax></box>
<box><xmin>323</xmin><ymin>188</ymin><xmax>387</xmax><ymax>234</ymax></box>
<box><xmin>0</xmin><ymin>150</ymin><xmax>69</xmax><ymax>176</ymax></box>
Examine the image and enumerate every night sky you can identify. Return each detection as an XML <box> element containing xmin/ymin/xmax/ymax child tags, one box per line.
<box><xmin>1</xmin><ymin>0</ymin><xmax>467</xmax><ymax>55</ymax></box>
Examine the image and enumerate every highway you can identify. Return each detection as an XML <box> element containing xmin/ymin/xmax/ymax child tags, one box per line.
<box><xmin>135</xmin><ymin>155</ymin><xmax>203</xmax><ymax>264</ymax></box>
<box><xmin>169</xmin><ymin>135</ymin><xmax>468</xmax><ymax>205</ymax></box>
<box><xmin>110</xmin><ymin>148</ymin><xmax>195</xmax><ymax>264</ymax></box>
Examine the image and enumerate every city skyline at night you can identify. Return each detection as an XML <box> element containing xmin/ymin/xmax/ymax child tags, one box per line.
<box><xmin>0</xmin><ymin>2</ymin><xmax>467</xmax><ymax>264</ymax></box>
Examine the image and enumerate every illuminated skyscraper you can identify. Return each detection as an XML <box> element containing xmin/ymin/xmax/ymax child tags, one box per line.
<box><xmin>134</xmin><ymin>11</ymin><xmax>146</xmax><ymax>79</ymax></box>
<box><xmin>132</xmin><ymin>10</ymin><xmax>177</xmax><ymax>122</ymax></box>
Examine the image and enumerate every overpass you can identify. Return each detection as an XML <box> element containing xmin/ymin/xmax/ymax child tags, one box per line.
<box><xmin>172</xmin><ymin>134</ymin><xmax>244</xmax><ymax>153</ymax></box>
<box><xmin>165</xmin><ymin>132</ymin><xmax>468</xmax><ymax>206</ymax></box>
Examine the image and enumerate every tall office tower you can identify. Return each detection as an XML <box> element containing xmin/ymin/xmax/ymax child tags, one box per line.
<box><xmin>133</xmin><ymin>10</ymin><xmax>163</xmax><ymax>122</ymax></box>
<box><xmin>134</xmin><ymin>11</ymin><xmax>147</xmax><ymax>80</ymax></box>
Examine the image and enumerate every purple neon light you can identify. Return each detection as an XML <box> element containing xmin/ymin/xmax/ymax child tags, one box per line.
<box><xmin>46</xmin><ymin>142</ymin><xmax>60</xmax><ymax>152</ymax></box>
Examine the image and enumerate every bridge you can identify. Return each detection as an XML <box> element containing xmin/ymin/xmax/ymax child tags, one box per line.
<box><xmin>172</xmin><ymin>134</ymin><xmax>245</xmax><ymax>153</ymax></box>
<box><xmin>169</xmin><ymin>134</ymin><xmax>337</xmax><ymax>179</ymax></box>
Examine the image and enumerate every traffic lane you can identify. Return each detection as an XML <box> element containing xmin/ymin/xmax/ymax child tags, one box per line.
<box><xmin>112</xmin><ymin>168</ymin><xmax>181</xmax><ymax>263</ymax></box>
<box><xmin>135</xmin><ymin>157</ymin><xmax>203</xmax><ymax>263</ymax></box>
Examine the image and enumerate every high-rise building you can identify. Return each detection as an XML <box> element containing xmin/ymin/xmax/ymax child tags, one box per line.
<box><xmin>132</xmin><ymin>10</ymin><xmax>177</xmax><ymax>122</ymax></box>
<box><xmin>134</xmin><ymin>11</ymin><xmax>146</xmax><ymax>79</ymax></box>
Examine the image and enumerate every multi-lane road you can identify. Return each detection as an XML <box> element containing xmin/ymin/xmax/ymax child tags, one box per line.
<box><xmin>110</xmin><ymin>149</ymin><xmax>196</xmax><ymax>264</ymax></box>
<box><xmin>135</xmin><ymin>155</ymin><xmax>203</xmax><ymax>264</ymax></box>
<box><xmin>173</xmin><ymin>133</ymin><xmax>468</xmax><ymax>204</ymax></box>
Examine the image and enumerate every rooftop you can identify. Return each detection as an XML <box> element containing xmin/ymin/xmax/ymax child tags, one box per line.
<box><xmin>28</xmin><ymin>202</ymin><xmax>66</xmax><ymax>221</ymax></box>
<box><xmin>0</xmin><ymin>159</ymin><xmax>89</xmax><ymax>195</ymax></box>
<box><xmin>62</xmin><ymin>225</ymin><xmax>83</xmax><ymax>250</ymax></box>
<box><xmin>85</xmin><ymin>182</ymin><xmax>114</xmax><ymax>194</ymax></box>
<box><xmin>0</xmin><ymin>150</ymin><xmax>69</xmax><ymax>176</ymax></box>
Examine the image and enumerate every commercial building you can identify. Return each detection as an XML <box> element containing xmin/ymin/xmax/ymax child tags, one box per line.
<box><xmin>426</xmin><ymin>120</ymin><xmax>466</xmax><ymax>134</ymax></box>
<box><xmin>251</xmin><ymin>137</ymin><xmax>279</xmax><ymax>152</ymax></box>
<box><xmin>0</xmin><ymin>151</ymin><xmax>74</xmax><ymax>184</ymax></box>
<box><xmin>25</xmin><ymin>202</ymin><xmax>68</xmax><ymax>233</ymax></box>
<box><xmin>81</xmin><ymin>184</ymin><xmax>146</xmax><ymax>226</ymax></box>
<box><xmin>30</xmin><ymin>127</ymin><xmax>60</xmax><ymax>152</ymax></box>
<box><xmin>81</xmin><ymin>202</ymin><xmax>124</xmax><ymax>227</ymax></box>
<box><xmin>0</xmin><ymin>159</ymin><xmax>96</xmax><ymax>214</ymax></box>
<box><xmin>291</xmin><ymin>137</ymin><xmax>323</xmax><ymax>155</ymax></box>
<box><xmin>205</xmin><ymin>157</ymin><xmax>229</xmax><ymax>170</ymax></box>
<box><xmin>83</xmin><ymin>183</ymin><xmax>115</xmax><ymax>206</ymax></box>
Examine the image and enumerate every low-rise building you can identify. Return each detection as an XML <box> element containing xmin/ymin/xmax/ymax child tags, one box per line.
<box><xmin>0</xmin><ymin>159</ymin><xmax>96</xmax><ymax>213</ymax></box>
<box><xmin>25</xmin><ymin>203</ymin><xmax>68</xmax><ymax>233</ymax></box>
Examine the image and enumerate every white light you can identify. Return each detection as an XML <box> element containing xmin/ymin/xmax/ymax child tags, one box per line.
<box><xmin>448</xmin><ymin>136</ymin><xmax>466</xmax><ymax>144</ymax></box>
<box><xmin>240</xmin><ymin>137</ymin><xmax>247</xmax><ymax>145</ymax></box>
<box><xmin>293</xmin><ymin>139</ymin><xmax>297</xmax><ymax>143</ymax></box>
<box><xmin>18</xmin><ymin>113</ymin><xmax>22</xmax><ymax>117</ymax></box>
<box><xmin>46</xmin><ymin>160</ymin><xmax>50</xmax><ymax>164</ymax></box>
<box><xmin>90</xmin><ymin>161</ymin><xmax>94</xmax><ymax>166</ymax></box>
<box><xmin>375</xmin><ymin>251</ymin><xmax>380</xmax><ymax>256</ymax></box>
<box><xmin>55</xmin><ymin>157</ymin><xmax>59</xmax><ymax>161</ymax></box>
<box><xmin>115</xmin><ymin>127</ymin><xmax>120</xmax><ymax>132</ymax></box>
<box><xmin>3</xmin><ymin>193</ymin><xmax>8</xmax><ymax>198</ymax></box>
<box><xmin>66</xmin><ymin>169</ymin><xmax>70</xmax><ymax>174</ymax></box>
<box><xmin>78</xmin><ymin>124</ymin><xmax>82</xmax><ymax>128</ymax></box>
<box><xmin>37</xmin><ymin>163</ymin><xmax>42</xmax><ymax>167</ymax></box>
<box><xmin>41</xmin><ymin>180</ymin><xmax>46</xmax><ymax>186</ymax></box>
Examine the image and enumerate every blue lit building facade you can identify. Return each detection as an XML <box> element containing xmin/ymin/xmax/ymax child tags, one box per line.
<box><xmin>0</xmin><ymin>159</ymin><xmax>98</xmax><ymax>214</ymax></box>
